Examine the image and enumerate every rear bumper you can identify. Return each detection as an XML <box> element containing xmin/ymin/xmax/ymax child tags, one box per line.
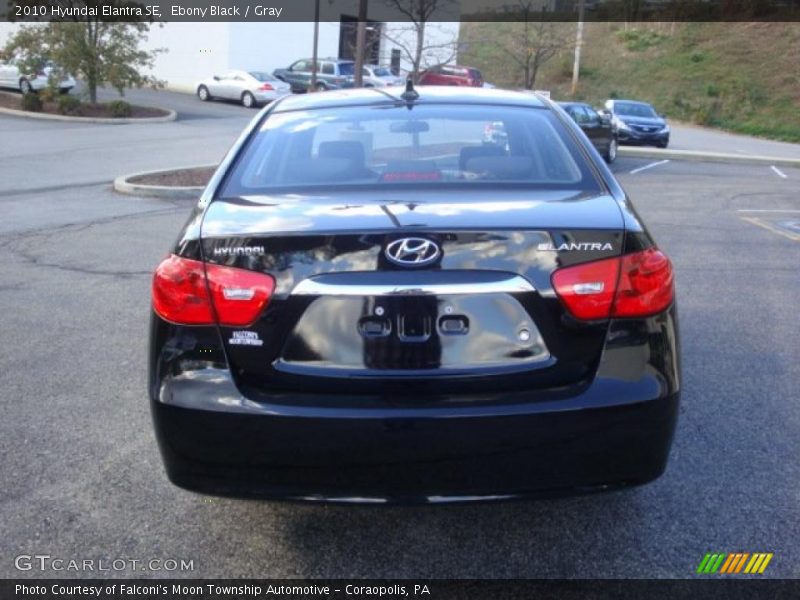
<box><xmin>253</xmin><ymin>90</ymin><xmax>288</xmax><ymax>104</ymax></box>
<box><xmin>151</xmin><ymin>372</ymin><xmax>679</xmax><ymax>503</ymax></box>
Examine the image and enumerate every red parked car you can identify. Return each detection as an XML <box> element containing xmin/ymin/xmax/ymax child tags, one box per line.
<box><xmin>418</xmin><ymin>65</ymin><xmax>483</xmax><ymax>87</ymax></box>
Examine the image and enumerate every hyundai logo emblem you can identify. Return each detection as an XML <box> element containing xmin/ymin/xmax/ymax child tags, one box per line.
<box><xmin>385</xmin><ymin>237</ymin><xmax>441</xmax><ymax>267</ymax></box>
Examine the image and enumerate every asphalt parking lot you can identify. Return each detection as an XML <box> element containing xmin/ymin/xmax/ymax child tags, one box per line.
<box><xmin>0</xmin><ymin>91</ymin><xmax>798</xmax><ymax>579</ymax></box>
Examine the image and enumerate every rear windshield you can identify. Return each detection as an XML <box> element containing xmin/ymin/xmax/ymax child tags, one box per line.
<box><xmin>371</xmin><ymin>67</ymin><xmax>392</xmax><ymax>77</ymax></box>
<box><xmin>219</xmin><ymin>104</ymin><xmax>601</xmax><ymax>196</ymax></box>
<box><xmin>614</xmin><ymin>102</ymin><xmax>658</xmax><ymax>118</ymax></box>
<box><xmin>337</xmin><ymin>62</ymin><xmax>355</xmax><ymax>76</ymax></box>
<box><xmin>249</xmin><ymin>72</ymin><xmax>277</xmax><ymax>82</ymax></box>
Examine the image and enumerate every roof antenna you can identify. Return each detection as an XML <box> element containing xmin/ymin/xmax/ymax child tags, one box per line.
<box><xmin>401</xmin><ymin>78</ymin><xmax>419</xmax><ymax>104</ymax></box>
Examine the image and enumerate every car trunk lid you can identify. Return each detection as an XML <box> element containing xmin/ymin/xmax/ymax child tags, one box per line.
<box><xmin>199</xmin><ymin>190</ymin><xmax>624</xmax><ymax>401</ymax></box>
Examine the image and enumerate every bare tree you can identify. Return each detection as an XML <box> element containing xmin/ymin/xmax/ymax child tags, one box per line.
<box><xmin>382</xmin><ymin>0</ymin><xmax>458</xmax><ymax>81</ymax></box>
<box><xmin>491</xmin><ymin>1</ymin><xmax>571</xmax><ymax>90</ymax></box>
<box><xmin>353</xmin><ymin>0</ymin><xmax>369</xmax><ymax>87</ymax></box>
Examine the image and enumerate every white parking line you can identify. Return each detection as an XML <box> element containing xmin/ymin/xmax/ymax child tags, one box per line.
<box><xmin>771</xmin><ymin>166</ymin><xmax>788</xmax><ymax>179</ymax></box>
<box><xmin>630</xmin><ymin>160</ymin><xmax>670</xmax><ymax>175</ymax></box>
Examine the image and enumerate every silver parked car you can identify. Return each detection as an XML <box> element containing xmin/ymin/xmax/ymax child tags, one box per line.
<box><xmin>362</xmin><ymin>65</ymin><xmax>404</xmax><ymax>88</ymax></box>
<box><xmin>196</xmin><ymin>70</ymin><xmax>292</xmax><ymax>108</ymax></box>
<box><xmin>0</xmin><ymin>61</ymin><xmax>75</xmax><ymax>95</ymax></box>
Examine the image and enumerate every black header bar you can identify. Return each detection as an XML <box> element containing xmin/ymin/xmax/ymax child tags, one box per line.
<box><xmin>3</xmin><ymin>579</ymin><xmax>800</xmax><ymax>600</ymax></box>
<box><xmin>3</xmin><ymin>0</ymin><xmax>800</xmax><ymax>23</ymax></box>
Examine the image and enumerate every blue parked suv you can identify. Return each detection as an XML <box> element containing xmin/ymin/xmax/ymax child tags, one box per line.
<box><xmin>274</xmin><ymin>58</ymin><xmax>356</xmax><ymax>93</ymax></box>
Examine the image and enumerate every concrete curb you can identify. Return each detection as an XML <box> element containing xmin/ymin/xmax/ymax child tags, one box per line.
<box><xmin>113</xmin><ymin>165</ymin><xmax>214</xmax><ymax>199</ymax></box>
<box><xmin>619</xmin><ymin>146</ymin><xmax>800</xmax><ymax>168</ymax></box>
<box><xmin>0</xmin><ymin>104</ymin><xmax>177</xmax><ymax>124</ymax></box>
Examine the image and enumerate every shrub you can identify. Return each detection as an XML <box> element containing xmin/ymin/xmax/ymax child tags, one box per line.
<box><xmin>107</xmin><ymin>100</ymin><xmax>132</xmax><ymax>118</ymax></box>
<box><xmin>57</xmin><ymin>94</ymin><xmax>82</xmax><ymax>115</ymax></box>
<box><xmin>21</xmin><ymin>92</ymin><xmax>42</xmax><ymax>112</ymax></box>
<box><xmin>38</xmin><ymin>86</ymin><xmax>57</xmax><ymax>103</ymax></box>
<box><xmin>692</xmin><ymin>99</ymin><xmax>723</xmax><ymax>126</ymax></box>
<box><xmin>616</xmin><ymin>28</ymin><xmax>667</xmax><ymax>51</ymax></box>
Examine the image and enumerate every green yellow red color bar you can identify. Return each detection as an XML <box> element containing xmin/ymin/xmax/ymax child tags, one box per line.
<box><xmin>697</xmin><ymin>553</ymin><xmax>773</xmax><ymax>574</ymax></box>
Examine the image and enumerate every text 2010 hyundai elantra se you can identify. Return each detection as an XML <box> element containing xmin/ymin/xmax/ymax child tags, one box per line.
<box><xmin>149</xmin><ymin>85</ymin><xmax>679</xmax><ymax>503</ymax></box>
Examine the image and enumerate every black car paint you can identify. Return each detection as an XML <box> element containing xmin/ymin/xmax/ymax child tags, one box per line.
<box><xmin>558</xmin><ymin>102</ymin><xmax>617</xmax><ymax>162</ymax></box>
<box><xmin>149</xmin><ymin>87</ymin><xmax>680</xmax><ymax>503</ymax></box>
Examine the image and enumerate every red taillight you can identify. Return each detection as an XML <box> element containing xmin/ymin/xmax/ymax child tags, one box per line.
<box><xmin>152</xmin><ymin>255</ymin><xmax>213</xmax><ymax>324</ymax></box>
<box><xmin>259</xmin><ymin>83</ymin><xmax>274</xmax><ymax>91</ymax></box>
<box><xmin>551</xmin><ymin>256</ymin><xmax>619</xmax><ymax>320</ymax></box>
<box><xmin>381</xmin><ymin>171</ymin><xmax>443</xmax><ymax>182</ymax></box>
<box><xmin>204</xmin><ymin>262</ymin><xmax>275</xmax><ymax>326</ymax></box>
<box><xmin>613</xmin><ymin>248</ymin><xmax>674</xmax><ymax>317</ymax></box>
<box><xmin>552</xmin><ymin>248</ymin><xmax>674</xmax><ymax>320</ymax></box>
<box><xmin>152</xmin><ymin>255</ymin><xmax>275</xmax><ymax>326</ymax></box>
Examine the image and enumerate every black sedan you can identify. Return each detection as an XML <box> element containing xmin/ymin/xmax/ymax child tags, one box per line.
<box><xmin>559</xmin><ymin>102</ymin><xmax>618</xmax><ymax>163</ymax></box>
<box><xmin>149</xmin><ymin>86</ymin><xmax>680</xmax><ymax>503</ymax></box>
<box><xmin>604</xmin><ymin>99</ymin><xmax>670</xmax><ymax>148</ymax></box>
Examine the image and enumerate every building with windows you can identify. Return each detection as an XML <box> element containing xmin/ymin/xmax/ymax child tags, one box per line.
<box><xmin>0</xmin><ymin>3</ymin><xmax>460</xmax><ymax>92</ymax></box>
<box><xmin>134</xmin><ymin>0</ymin><xmax>461</xmax><ymax>92</ymax></box>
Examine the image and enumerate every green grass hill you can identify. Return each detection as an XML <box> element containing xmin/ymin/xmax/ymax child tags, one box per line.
<box><xmin>460</xmin><ymin>22</ymin><xmax>800</xmax><ymax>142</ymax></box>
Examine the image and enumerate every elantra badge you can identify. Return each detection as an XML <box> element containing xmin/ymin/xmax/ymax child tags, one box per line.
<box><xmin>385</xmin><ymin>238</ymin><xmax>441</xmax><ymax>267</ymax></box>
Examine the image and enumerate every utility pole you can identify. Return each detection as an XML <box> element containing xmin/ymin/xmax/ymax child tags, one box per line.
<box><xmin>353</xmin><ymin>0</ymin><xmax>368</xmax><ymax>87</ymax></box>
<box><xmin>310</xmin><ymin>0</ymin><xmax>320</xmax><ymax>90</ymax></box>
<box><xmin>571</xmin><ymin>0</ymin><xmax>585</xmax><ymax>96</ymax></box>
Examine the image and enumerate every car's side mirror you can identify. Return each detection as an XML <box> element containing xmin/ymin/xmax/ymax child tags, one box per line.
<box><xmin>213</xmin><ymin>75</ymin><xmax>220</xmax><ymax>81</ymax></box>
<box><xmin>660</xmin><ymin>113</ymin><xmax>667</xmax><ymax>119</ymax></box>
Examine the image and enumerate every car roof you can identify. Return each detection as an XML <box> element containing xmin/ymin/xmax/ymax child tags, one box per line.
<box><xmin>294</xmin><ymin>58</ymin><xmax>353</xmax><ymax>63</ymax></box>
<box><xmin>610</xmin><ymin>99</ymin><xmax>654</xmax><ymax>106</ymax></box>
<box><xmin>271</xmin><ymin>86</ymin><xmax>548</xmax><ymax>113</ymax></box>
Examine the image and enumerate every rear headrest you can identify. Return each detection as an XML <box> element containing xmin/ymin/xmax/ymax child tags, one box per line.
<box><xmin>318</xmin><ymin>141</ymin><xmax>366</xmax><ymax>165</ymax></box>
<box><xmin>282</xmin><ymin>158</ymin><xmax>360</xmax><ymax>183</ymax></box>
<box><xmin>465</xmin><ymin>156</ymin><xmax>535</xmax><ymax>180</ymax></box>
<box><xmin>459</xmin><ymin>145</ymin><xmax>506</xmax><ymax>171</ymax></box>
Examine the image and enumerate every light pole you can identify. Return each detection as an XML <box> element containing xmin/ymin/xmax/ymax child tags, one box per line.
<box><xmin>353</xmin><ymin>0</ymin><xmax>368</xmax><ymax>87</ymax></box>
<box><xmin>571</xmin><ymin>0</ymin><xmax>585</xmax><ymax>96</ymax></box>
<box><xmin>310</xmin><ymin>0</ymin><xmax>320</xmax><ymax>91</ymax></box>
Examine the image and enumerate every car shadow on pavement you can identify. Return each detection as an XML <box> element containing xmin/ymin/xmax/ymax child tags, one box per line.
<box><xmin>233</xmin><ymin>487</ymin><xmax>650</xmax><ymax>578</ymax></box>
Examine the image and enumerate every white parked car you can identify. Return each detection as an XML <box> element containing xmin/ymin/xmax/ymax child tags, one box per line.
<box><xmin>196</xmin><ymin>70</ymin><xmax>291</xmax><ymax>108</ymax></box>
<box><xmin>362</xmin><ymin>65</ymin><xmax>405</xmax><ymax>87</ymax></box>
<box><xmin>0</xmin><ymin>61</ymin><xmax>75</xmax><ymax>94</ymax></box>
